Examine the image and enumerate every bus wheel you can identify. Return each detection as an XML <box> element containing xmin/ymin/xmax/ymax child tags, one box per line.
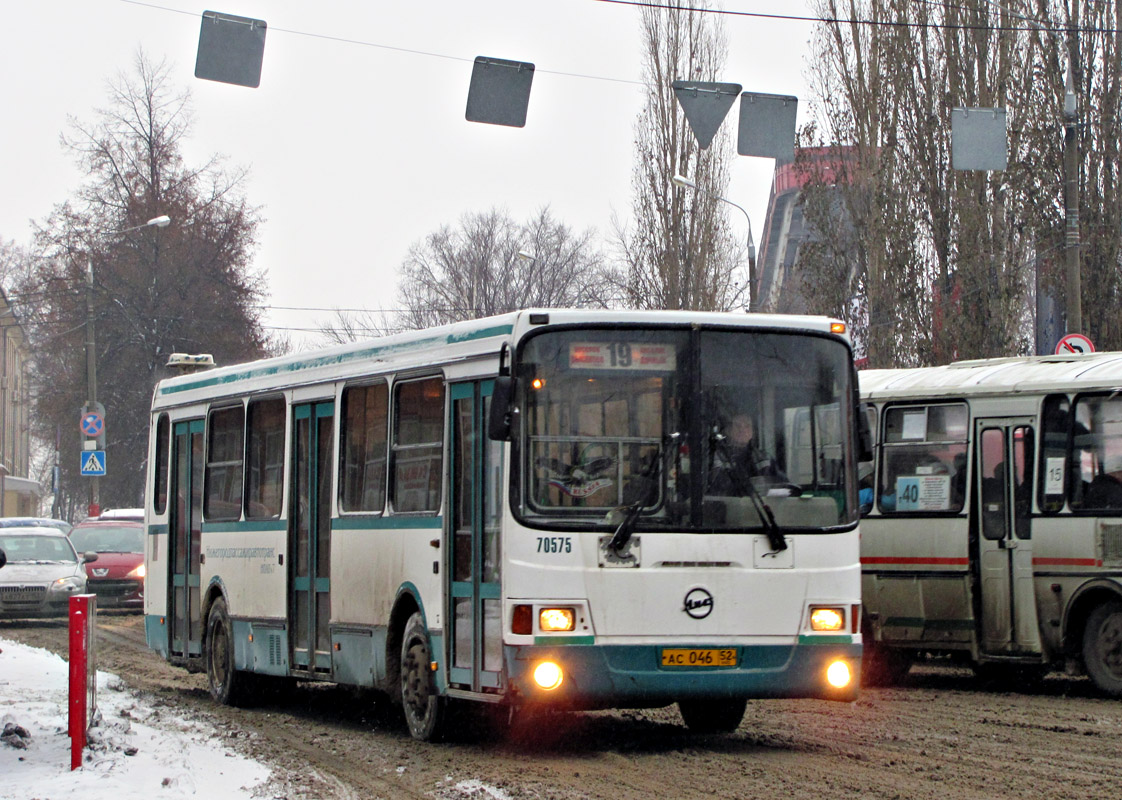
<box><xmin>678</xmin><ymin>699</ymin><xmax>747</xmax><ymax>734</ymax></box>
<box><xmin>1082</xmin><ymin>600</ymin><xmax>1122</xmax><ymax>697</ymax></box>
<box><xmin>400</xmin><ymin>612</ymin><xmax>447</xmax><ymax>741</ymax></box>
<box><xmin>206</xmin><ymin>597</ymin><xmax>256</xmax><ymax>707</ymax></box>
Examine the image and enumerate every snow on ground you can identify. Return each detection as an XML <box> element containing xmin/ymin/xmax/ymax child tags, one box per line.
<box><xmin>0</xmin><ymin>636</ymin><xmax>271</xmax><ymax>799</ymax></box>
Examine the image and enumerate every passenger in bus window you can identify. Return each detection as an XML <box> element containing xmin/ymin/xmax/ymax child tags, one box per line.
<box><xmin>709</xmin><ymin>413</ymin><xmax>786</xmax><ymax>494</ymax></box>
<box><xmin>858</xmin><ymin>462</ymin><xmax>874</xmax><ymax>514</ymax></box>
<box><xmin>951</xmin><ymin>452</ymin><xmax>968</xmax><ymax>508</ymax></box>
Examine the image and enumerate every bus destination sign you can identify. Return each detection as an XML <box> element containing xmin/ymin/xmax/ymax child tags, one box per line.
<box><xmin>568</xmin><ymin>342</ymin><xmax>676</xmax><ymax>371</ymax></box>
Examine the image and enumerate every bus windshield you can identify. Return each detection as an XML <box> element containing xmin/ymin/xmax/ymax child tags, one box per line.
<box><xmin>517</xmin><ymin>326</ymin><xmax>857</xmax><ymax>532</ymax></box>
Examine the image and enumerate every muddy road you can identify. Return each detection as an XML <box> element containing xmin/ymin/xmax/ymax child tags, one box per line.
<box><xmin>3</xmin><ymin>614</ymin><xmax>1121</xmax><ymax>800</ymax></box>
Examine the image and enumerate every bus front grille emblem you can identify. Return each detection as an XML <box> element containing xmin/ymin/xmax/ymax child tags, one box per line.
<box><xmin>683</xmin><ymin>588</ymin><xmax>714</xmax><ymax>619</ymax></box>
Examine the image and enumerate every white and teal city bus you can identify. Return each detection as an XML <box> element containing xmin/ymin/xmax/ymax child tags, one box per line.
<box><xmin>859</xmin><ymin>352</ymin><xmax>1122</xmax><ymax>694</ymax></box>
<box><xmin>144</xmin><ymin>309</ymin><xmax>863</xmax><ymax>740</ymax></box>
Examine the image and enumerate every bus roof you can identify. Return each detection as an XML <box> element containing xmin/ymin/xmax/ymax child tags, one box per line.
<box><xmin>859</xmin><ymin>351</ymin><xmax>1122</xmax><ymax>400</ymax></box>
<box><xmin>153</xmin><ymin>308</ymin><xmax>848</xmax><ymax>409</ymax></box>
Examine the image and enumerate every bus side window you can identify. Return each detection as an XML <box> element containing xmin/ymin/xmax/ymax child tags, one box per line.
<box><xmin>1071</xmin><ymin>394</ymin><xmax>1122</xmax><ymax>512</ymax></box>
<box><xmin>205</xmin><ymin>404</ymin><xmax>245</xmax><ymax>521</ymax></box>
<box><xmin>153</xmin><ymin>413</ymin><xmax>170</xmax><ymax>515</ymax></box>
<box><xmin>879</xmin><ymin>403</ymin><xmax>966</xmax><ymax>514</ymax></box>
<box><xmin>340</xmin><ymin>382</ymin><xmax>388</xmax><ymax>514</ymax></box>
<box><xmin>391</xmin><ymin>377</ymin><xmax>444</xmax><ymax>514</ymax></box>
<box><xmin>245</xmin><ymin>397</ymin><xmax>285</xmax><ymax>520</ymax></box>
<box><xmin>1038</xmin><ymin>394</ymin><xmax>1069</xmax><ymax>513</ymax></box>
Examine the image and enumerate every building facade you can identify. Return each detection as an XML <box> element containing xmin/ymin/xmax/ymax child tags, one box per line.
<box><xmin>0</xmin><ymin>288</ymin><xmax>39</xmax><ymax>516</ymax></box>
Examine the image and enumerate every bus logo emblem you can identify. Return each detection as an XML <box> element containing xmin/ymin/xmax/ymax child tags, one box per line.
<box><xmin>683</xmin><ymin>588</ymin><xmax>714</xmax><ymax>619</ymax></box>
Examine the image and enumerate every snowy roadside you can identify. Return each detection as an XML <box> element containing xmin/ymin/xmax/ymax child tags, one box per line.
<box><xmin>0</xmin><ymin>636</ymin><xmax>273</xmax><ymax>799</ymax></box>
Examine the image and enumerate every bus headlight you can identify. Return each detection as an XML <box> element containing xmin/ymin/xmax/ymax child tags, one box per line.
<box><xmin>533</xmin><ymin>661</ymin><xmax>564</xmax><ymax>691</ymax></box>
<box><xmin>810</xmin><ymin>606</ymin><xmax>845</xmax><ymax>632</ymax></box>
<box><xmin>539</xmin><ymin>607</ymin><xmax>575</xmax><ymax>632</ymax></box>
<box><xmin>826</xmin><ymin>659</ymin><xmax>852</xmax><ymax>689</ymax></box>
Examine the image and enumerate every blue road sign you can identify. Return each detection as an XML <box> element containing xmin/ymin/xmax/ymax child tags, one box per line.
<box><xmin>80</xmin><ymin>451</ymin><xmax>106</xmax><ymax>477</ymax></box>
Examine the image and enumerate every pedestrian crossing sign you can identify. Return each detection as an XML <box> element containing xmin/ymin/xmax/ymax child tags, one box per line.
<box><xmin>80</xmin><ymin>450</ymin><xmax>106</xmax><ymax>476</ymax></box>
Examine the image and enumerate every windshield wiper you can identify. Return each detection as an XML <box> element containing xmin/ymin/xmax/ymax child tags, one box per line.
<box><xmin>605</xmin><ymin>435</ymin><xmax>676</xmax><ymax>554</ymax></box>
<box><xmin>712</xmin><ymin>435</ymin><xmax>787</xmax><ymax>553</ymax></box>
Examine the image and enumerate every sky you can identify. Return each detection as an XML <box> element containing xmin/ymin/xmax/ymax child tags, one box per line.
<box><xmin>0</xmin><ymin>635</ymin><xmax>518</xmax><ymax>799</ymax></box>
<box><xmin>0</xmin><ymin>1</ymin><xmax>820</xmax><ymax>348</ymax></box>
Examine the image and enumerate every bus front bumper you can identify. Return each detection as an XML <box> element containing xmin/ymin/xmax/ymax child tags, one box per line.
<box><xmin>504</xmin><ymin>639</ymin><xmax>861</xmax><ymax>709</ymax></box>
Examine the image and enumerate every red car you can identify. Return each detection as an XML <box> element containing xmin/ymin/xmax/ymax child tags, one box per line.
<box><xmin>67</xmin><ymin>519</ymin><xmax>145</xmax><ymax>610</ymax></box>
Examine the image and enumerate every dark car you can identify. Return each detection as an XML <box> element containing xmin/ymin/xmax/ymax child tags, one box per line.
<box><xmin>0</xmin><ymin>527</ymin><xmax>94</xmax><ymax>617</ymax></box>
<box><xmin>67</xmin><ymin>520</ymin><xmax>145</xmax><ymax>610</ymax></box>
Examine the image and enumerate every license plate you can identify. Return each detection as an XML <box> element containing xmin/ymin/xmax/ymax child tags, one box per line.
<box><xmin>660</xmin><ymin>648</ymin><xmax>738</xmax><ymax>667</ymax></box>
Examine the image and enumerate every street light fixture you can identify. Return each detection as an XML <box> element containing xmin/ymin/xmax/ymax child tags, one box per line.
<box><xmin>84</xmin><ymin>214</ymin><xmax>171</xmax><ymax>517</ymax></box>
<box><xmin>672</xmin><ymin>174</ymin><xmax>759</xmax><ymax>312</ymax></box>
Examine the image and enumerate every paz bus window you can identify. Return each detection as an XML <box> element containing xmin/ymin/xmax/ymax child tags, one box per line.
<box><xmin>879</xmin><ymin>403</ymin><xmax>967</xmax><ymax>513</ymax></box>
<box><xmin>1070</xmin><ymin>394</ymin><xmax>1122</xmax><ymax>512</ymax></box>
<box><xmin>1039</xmin><ymin>394</ymin><xmax>1070</xmax><ymax>513</ymax></box>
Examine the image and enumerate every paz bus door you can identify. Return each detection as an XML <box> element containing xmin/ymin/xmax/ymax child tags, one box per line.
<box><xmin>449</xmin><ymin>380</ymin><xmax>504</xmax><ymax>692</ymax></box>
<box><xmin>290</xmin><ymin>401</ymin><xmax>334</xmax><ymax>673</ymax></box>
<box><xmin>169</xmin><ymin>419</ymin><xmax>204</xmax><ymax>659</ymax></box>
<box><xmin>974</xmin><ymin>418</ymin><xmax>1041</xmax><ymax>657</ymax></box>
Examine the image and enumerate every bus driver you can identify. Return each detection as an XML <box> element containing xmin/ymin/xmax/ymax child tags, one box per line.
<box><xmin>709</xmin><ymin>413</ymin><xmax>786</xmax><ymax>494</ymax></box>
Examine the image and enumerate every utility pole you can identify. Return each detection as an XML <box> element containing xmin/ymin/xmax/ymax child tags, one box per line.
<box><xmin>1063</xmin><ymin>8</ymin><xmax>1081</xmax><ymax>334</ymax></box>
<box><xmin>85</xmin><ymin>258</ymin><xmax>99</xmax><ymax>518</ymax></box>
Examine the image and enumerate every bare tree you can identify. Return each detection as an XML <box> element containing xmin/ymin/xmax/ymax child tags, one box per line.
<box><xmin>608</xmin><ymin>2</ymin><xmax>746</xmax><ymax>312</ymax></box>
<box><xmin>17</xmin><ymin>50</ymin><xmax>271</xmax><ymax>513</ymax></box>
<box><xmin>319</xmin><ymin>207</ymin><xmax>606</xmax><ymax>341</ymax></box>
<box><xmin>797</xmin><ymin>1</ymin><xmax>1122</xmax><ymax>365</ymax></box>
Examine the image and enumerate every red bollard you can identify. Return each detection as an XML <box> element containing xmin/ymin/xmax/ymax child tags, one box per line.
<box><xmin>68</xmin><ymin>594</ymin><xmax>98</xmax><ymax>770</ymax></box>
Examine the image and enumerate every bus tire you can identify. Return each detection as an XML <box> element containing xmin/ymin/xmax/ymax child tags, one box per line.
<box><xmin>677</xmin><ymin>698</ymin><xmax>747</xmax><ymax>734</ymax></box>
<box><xmin>206</xmin><ymin>597</ymin><xmax>256</xmax><ymax>707</ymax></box>
<box><xmin>1082</xmin><ymin>600</ymin><xmax>1122</xmax><ymax>697</ymax></box>
<box><xmin>400</xmin><ymin>612</ymin><xmax>447</xmax><ymax>741</ymax></box>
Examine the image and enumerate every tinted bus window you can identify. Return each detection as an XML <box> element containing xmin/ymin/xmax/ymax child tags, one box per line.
<box><xmin>205</xmin><ymin>405</ymin><xmax>244</xmax><ymax>521</ymax></box>
<box><xmin>341</xmin><ymin>382</ymin><xmax>389</xmax><ymax>513</ymax></box>
<box><xmin>392</xmin><ymin>377</ymin><xmax>443</xmax><ymax>513</ymax></box>
<box><xmin>245</xmin><ymin>397</ymin><xmax>285</xmax><ymax>520</ymax></box>
<box><xmin>153</xmin><ymin>413</ymin><xmax>170</xmax><ymax>515</ymax></box>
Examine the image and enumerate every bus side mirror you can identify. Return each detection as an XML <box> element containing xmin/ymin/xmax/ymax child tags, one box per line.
<box><xmin>857</xmin><ymin>403</ymin><xmax>874</xmax><ymax>463</ymax></box>
<box><xmin>488</xmin><ymin>376</ymin><xmax>517</xmax><ymax>441</ymax></box>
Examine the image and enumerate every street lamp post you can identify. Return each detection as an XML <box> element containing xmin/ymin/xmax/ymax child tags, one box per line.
<box><xmin>84</xmin><ymin>214</ymin><xmax>170</xmax><ymax>517</ymax></box>
<box><xmin>672</xmin><ymin>174</ymin><xmax>759</xmax><ymax>312</ymax></box>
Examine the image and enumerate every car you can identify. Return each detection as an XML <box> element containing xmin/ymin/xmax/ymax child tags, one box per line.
<box><xmin>0</xmin><ymin>527</ymin><xmax>95</xmax><ymax>617</ymax></box>
<box><xmin>0</xmin><ymin>517</ymin><xmax>72</xmax><ymax>535</ymax></box>
<box><xmin>67</xmin><ymin>519</ymin><xmax>145</xmax><ymax>610</ymax></box>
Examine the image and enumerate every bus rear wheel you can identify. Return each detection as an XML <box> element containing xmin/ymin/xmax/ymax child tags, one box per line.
<box><xmin>678</xmin><ymin>698</ymin><xmax>747</xmax><ymax>734</ymax></box>
<box><xmin>400</xmin><ymin>612</ymin><xmax>447</xmax><ymax>741</ymax></box>
<box><xmin>1083</xmin><ymin>600</ymin><xmax>1122</xmax><ymax>697</ymax></box>
<box><xmin>206</xmin><ymin>597</ymin><xmax>258</xmax><ymax>707</ymax></box>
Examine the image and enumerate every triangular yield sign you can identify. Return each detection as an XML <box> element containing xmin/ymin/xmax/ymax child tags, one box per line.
<box><xmin>673</xmin><ymin>81</ymin><xmax>742</xmax><ymax>149</ymax></box>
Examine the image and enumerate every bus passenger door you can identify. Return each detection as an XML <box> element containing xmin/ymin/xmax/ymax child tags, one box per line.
<box><xmin>290</xmin><ymin>401</ymin><xmax>334</xmax><ymax>673</ymax></box>
<box><xmin>448</xmin><ymin>381</ymin><xmax>503</xmax><ymax>693</ymax></box>
<box><xmin>975</xmin><ymin>418</ymin><xmax>1041</xmax><ymax>657</ymax></box>
<box><xmin>169</xmin><ymin>419</ymin><xmax>204</xmax><ymax>659</ymax></box>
